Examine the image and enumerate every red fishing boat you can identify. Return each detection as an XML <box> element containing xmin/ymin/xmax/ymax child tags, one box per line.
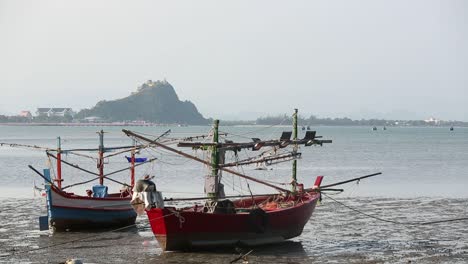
<box><xmin>145</xmin><ymin>177</ymin><xmax>323</xmax><ymax>251</ymax></box>
<box><xmin>124</xmin><ymin>109</ymin><xmax>332</xmax><ymax>251</ymax></box>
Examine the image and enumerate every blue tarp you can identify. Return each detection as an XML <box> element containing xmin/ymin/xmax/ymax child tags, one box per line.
<box><xmin>125</xmin><ymin>156</ymin><xmax>148</xmax><ymax>163</ymax></box>
<box><xmin>92</xmin><ymin>185</ymin><xmax>108</xmax><ymax>198</ymax></box>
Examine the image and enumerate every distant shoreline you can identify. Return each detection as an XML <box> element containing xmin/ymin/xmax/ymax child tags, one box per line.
<box><xmin>0</xmin><ymin>122</ymin><xmax>466</xmax><ymax>127</ymax></box>
<box><xmin>0</xmin><ymin>122</ymin><xmax>170</xmax><ymax>127</ymax></box>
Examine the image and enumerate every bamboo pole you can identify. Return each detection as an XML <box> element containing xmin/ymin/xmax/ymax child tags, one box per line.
<box><xmin>209</xmin><ymin>120</ymin><xmax>220</xmax><ymax>199</ymax></box>
<box><xmin>292</xmin><ymin>109</ymin><xmax>298</xmax><ymax>193</ymax></box>
<box><xmin>56</xmin><ymin>136</ymin><xmax>63</xmax><ymax>189</ymax></box>
<box><xmin>317</xmin><ymin>172</ymin><xmax>383</xmax><ymax>189</ymax></box>
<box><xmin>130</xmin><ymin>138</ymin><xmax>136</xmax><ymax>188</ymax></box>
<box><xmin>98</xmin><ymin>130</ymin><xmax>104</xmax><ymax>185</ymax></box>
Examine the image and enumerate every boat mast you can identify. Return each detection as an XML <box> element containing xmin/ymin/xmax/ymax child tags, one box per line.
<box><xmin>292</xmin><ymin>109</ymin><xmax>298</xmax><ymax>193</ymax></box>
<box><xmin>56</xmin><ymin>136</ymin><xmax>63</xmax><ymax>189</ymax></box>
<box><xmin>98</xmin><ymin>130</ymin><xmax>104</xmax><ymax>185</ymax></box>
<box><xmin>208</xmin><ymin>120</ymin><xmax>220</xmax><ymax>200</ymax></box>
<box><xmin>130</xmin><ymin>138</ymin><xmax>136</xmax><ymax>188</ymax></box>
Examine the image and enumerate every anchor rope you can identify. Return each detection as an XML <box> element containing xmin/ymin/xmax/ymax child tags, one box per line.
<box><xmin>322</xmin><ymin>192</ymin><xmax>468</xmax><ymax>226</ymax></box>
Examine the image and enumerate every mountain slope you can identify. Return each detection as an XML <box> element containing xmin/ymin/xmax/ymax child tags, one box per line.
<box><xmin>76</xmin><ymin>80</ymin><xmax>209</xmax><ymax>125</ymax></box>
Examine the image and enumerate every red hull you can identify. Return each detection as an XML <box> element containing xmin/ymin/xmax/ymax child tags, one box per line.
<box><xmin>146</xmin><ymin>191</ymin><xmax>320</xmax><ymax>251</ymax></box>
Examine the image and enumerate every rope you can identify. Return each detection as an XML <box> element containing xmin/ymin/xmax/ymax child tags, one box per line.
<box><xmin>322</xmin><ymin>193</ymin><xmax>468</xmax><ymax>226</ymax></box>
<box><xmin>219</xmin><ymin>116</ymin><xmax>288</xmax><ymax>139</ymax></box>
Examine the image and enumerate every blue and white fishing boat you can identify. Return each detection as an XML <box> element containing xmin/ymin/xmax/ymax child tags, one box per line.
<box><xmin>40</xmin><ymin>169</ymin><xmax>136</xmax><ymax>231</ymax></box>
<box><xmin>30</xmin><ymin>130</ymin><xmax>158</xmax><ymax>232</ymax></box>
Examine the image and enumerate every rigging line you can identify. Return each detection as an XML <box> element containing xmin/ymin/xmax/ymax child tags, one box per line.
<box><xmin>46</xmin><ymin>152</ymin><xmax>130</xmax><ymax>187</ymax></box>
<box><xmin>236</xmin><ymin>152</ymin><xmax>255</xmax><ymax>201</ymax></box>
<box><xmin>156</xmin><ymin>159</ymin><xmax>193</xmax><ymax>166</ymax></box>
<box><xmin>63</xmin><ymin>151</ymin><xmax>97</xmax><ymax>161</ymax></box>
<box><xmin>0</xmin><ymin>142</ymin><xmax>53</xmax><ymax>151</ymax></box>
<box><xmin>222</xmin><ymin>117</ymin><xmax>289</xmax><ymax>138</ymax></box>
<box><xmin>60</xmin><ymin>145</ymin><xmax>137</xmax><ymax>152</ymax></box>
<box><xmin>221</xmin><ymin>176</ymin><xmax>247</xmax><ymax>196</ymax></box>
<box><xmin>46</xmin><ymin>155</ymin><xmax>57</xmax><ymax>180</ymax></box>
<box><xmin>61</xmin><ymin>158</ymin><xmax>158</xmax><ymax>190</ymax></box>
<box><xmin>123</xmin><ymin>129</ymin><xmax>290</xmax><ymax>193</ymax></box>
<box><xmin>140</xmin><ymin>144</ymin><xmax>193</xmax><ymax>165</ymax></box>
<box><xmin>133</xmin><ymin>129</ymin><xmax>171</xmax><ymax>139</ymax></box>
<box><xmin>322</xmin><ymin>193</ymin><xmax>468</xmax><ymax>226</ymax></box>
<box><xmin>103</xmin><ymin>146</ymin><xmax>143</xmax><ymax>159</ymax></box>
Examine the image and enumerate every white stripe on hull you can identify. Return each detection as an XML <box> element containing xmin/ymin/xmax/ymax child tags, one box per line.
<box><xmin>50</xmin><ymin>189</ymin><xmax>133</xmax><ymax>210</ymax></box>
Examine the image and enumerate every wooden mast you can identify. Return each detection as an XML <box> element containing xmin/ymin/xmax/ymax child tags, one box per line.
<box><xmin>291</xmin><ymin>109</ymin><xmax>299</xmax><ymax>193</ymax></box>
<box><xmin>56</xmin><ymin>136</ymin><xmax>63</xmax><ymax>189</ymax></box>
<box><xmin>130</xmin><ymin>138</ymin><xmax>136</xmax><ymax>188</ymax></box>
<box><xmin>98</xmin><ymin>130</ymin><xmax>104</xmax><ymax>185</ymax></box>
<box><xmin>208</xmin><ymin>120</ymin><xmax>220</xmax><ymax>200</ymax></box>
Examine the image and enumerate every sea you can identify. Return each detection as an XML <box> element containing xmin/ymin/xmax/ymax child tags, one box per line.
<box><xmin>0</xmin><ymin>125</ymin><xmax>467</xmax><ymax>263</ymax></box>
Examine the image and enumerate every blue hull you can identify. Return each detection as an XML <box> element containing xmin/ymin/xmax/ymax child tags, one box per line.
<box><xmin>49</xmin><ymin>206</ymin><xmax>137</xmax><ymax>231</ymax></box>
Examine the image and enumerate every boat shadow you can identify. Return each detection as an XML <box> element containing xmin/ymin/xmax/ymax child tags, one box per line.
<box><xmin>162</xmin><ymin>240</ymin><xmax>307</xmax><ymax>257</ymax></box>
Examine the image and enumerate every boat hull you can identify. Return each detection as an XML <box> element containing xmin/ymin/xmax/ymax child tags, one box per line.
<box><xmin>146</xmin><ymin>192</ymin><xmax>320</xmax><ymax>251</ymax></box>
<box><xmin>46</xmin><ymin>186</ymin><xmax>137</xmax><ymax>231</ymax></box>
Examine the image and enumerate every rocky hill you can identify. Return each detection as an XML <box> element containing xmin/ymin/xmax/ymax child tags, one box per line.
<box><xmin>76</xmin><ymin>80</ymin><xmax>209</xmax><ymax>125</ymax></box>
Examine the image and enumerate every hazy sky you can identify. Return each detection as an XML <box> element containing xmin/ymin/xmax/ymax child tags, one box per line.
<box><xmin>1</xmin><ymin>0</ymin><xmax>467</xmax><ymax>120</ymax></box>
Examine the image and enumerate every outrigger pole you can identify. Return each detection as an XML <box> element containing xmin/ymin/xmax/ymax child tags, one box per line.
<box><xmin>318</xmin><ymin>172</ymin><xmax>383</xmax><ymax>189</ymax></box>
<box><xmin>122</xmin><ymin>129</ymin><xmax>291</xmax><ymax>193</ymax></box>
<box><xmin>130</xmin><ymin>138</ymin><xmax>136</xmax><ymax>188</ymax></box>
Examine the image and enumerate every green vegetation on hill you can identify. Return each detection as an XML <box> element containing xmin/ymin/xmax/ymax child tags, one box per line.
<box><xmin>253</xmin><ymin>114</ymin><xmax>467</xmax><ymax>127</ymax></box>
<box><xmin>75</xmin><ymin>80</ymin><xmax>209</xmax><ymax>125</ymax></box>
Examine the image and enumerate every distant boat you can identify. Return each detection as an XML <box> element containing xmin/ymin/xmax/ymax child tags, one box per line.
<box><xmin>372</xmin><ymin>127</ymin><xmax>377</xmax><ymax>131</ymax></box>
<box><xmin>383</xmin><ymin>126</ymin><xmax>386</xmax><ymax>131</ymax></box>
<box><xmin>301</xmin><ymin>126</ymin><xmax>305</xmax><ymax>131</ymax></box>
<box><xmin>450</xmin><ymin>126</ymin><xmax>454</xmax><ymax>131</ymax></box>
<box><xmin>306</xmin><ymin>126</ymin><xmax>311</xmax><ymax>130</ymax></box>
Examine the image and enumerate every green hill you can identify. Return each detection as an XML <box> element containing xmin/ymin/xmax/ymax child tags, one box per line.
<box><xmin>76</xmin><ymin>80</ymin><xmax>209</xmax><ymax>125</ymax></box>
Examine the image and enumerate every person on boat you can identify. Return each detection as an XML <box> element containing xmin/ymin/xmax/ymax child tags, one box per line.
<box><xmin>131</xmin><ymin>175</ymin><xmax>164</xmax><ymax>213</ymax></box>
<box><xmin>120</xmin><ymin>185</ymin><xmax>131</xmax><ymax>197</ymax></box>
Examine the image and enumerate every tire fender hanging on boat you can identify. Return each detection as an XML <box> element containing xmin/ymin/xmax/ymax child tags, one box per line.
<box><xmin>248</xmin><ymin>208</ymin><xmax>268</xmax><ymax>233</ymax></box>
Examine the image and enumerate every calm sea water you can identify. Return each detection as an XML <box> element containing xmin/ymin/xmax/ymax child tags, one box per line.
<box><xmin>0</xmin><ymin>125</ymin><xmax>467</xmax><ymax>263</ymax></box>
<box><xmin>0</xmin><ymin>125</ymin><xmax>466</xmax><ymax>198</ymax></box>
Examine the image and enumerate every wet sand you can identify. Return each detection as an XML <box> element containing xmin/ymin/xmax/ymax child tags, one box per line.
<box><xmin>0</xmin><ymin>197</ymin><xmax>467</xmax><ymax>263</ymax></box>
